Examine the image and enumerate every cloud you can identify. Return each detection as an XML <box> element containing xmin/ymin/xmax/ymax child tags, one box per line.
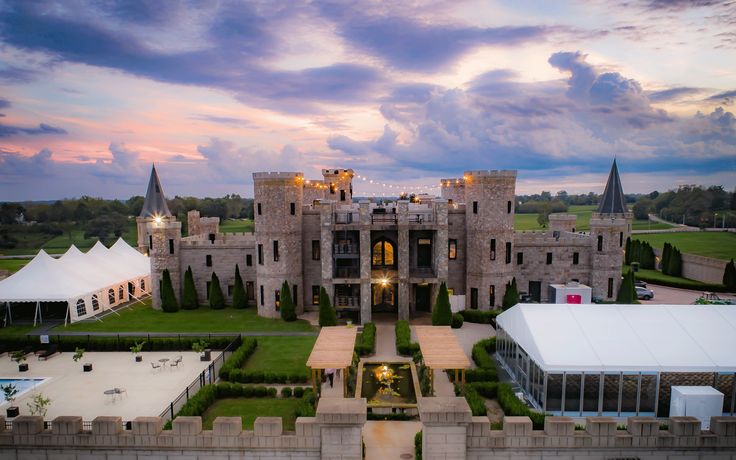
<box><xmin>0</xmin><ymin>148</ymin><xmax>55</xmax><ymax>176</ymax></box>
<box><xmin>190</xmin><ymin>114</ymin><xmax>251</xmax><ymax>126</ymax></box>
<box><xmin>706</xmin><ymin>89</ymin><xmax>736</xmax><ymax>105</ymax></box>
<box><xmin>0</xmin><ymin>98</ymin><xmax>10</xmax><ymax>109</ymax></box>
<box><xmin>0</xmin><ymin>121</ymin><xmax>67</xmax><ymax>137</ymax></box>
<box><xmin>648</xmin><ymin>87</ymin><xmax>704</xmax><ymax>102</ymax></box>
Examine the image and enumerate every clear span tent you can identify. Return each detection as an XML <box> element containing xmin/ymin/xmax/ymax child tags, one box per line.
<box><xmin>0</xmin><ymin>238</ymin><xmax>150</xmax><ymax>324</ymax></box>
<box><xmin>496</xmin><ymin>304</ymin><xmax>736</xmax><ymax>417</ymax></box>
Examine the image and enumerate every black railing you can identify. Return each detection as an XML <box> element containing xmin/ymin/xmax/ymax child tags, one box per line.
<box><xmin>411</xmin><ymin>266</ymin><xmax>435</xmax><ymax>277</ymax></box>
<box><xmin>371</xmin><ymin>214</ymin><xmax>397</xmax><ymax>224</ymax></box>
<box><xmin>335</xmin><ymin>296</ymin><xmax>361</xmax><ymax>307</ymax></box>
<box><xmin>334</xmin><ymin>244</ymin><xmax>358</xmax><ymax>255</ymax></box>
<box><xmin>408</xmin><ymin>213</ymin><xmax>434</xmax><ymax>224</ymax></box>
<box><xmin>334</xmin><ymin>268</ymin><xmax>360</xmax><ymax>278</ymax></box>
<box><xmin>5</xmin><ymin>419</ymin><xmax>134</xmax><ymax>432</ymax></box>
<box><xmin>158</xmin><ymin>335</ymin><xmax>242</xmax><ymax>423</ymax></box>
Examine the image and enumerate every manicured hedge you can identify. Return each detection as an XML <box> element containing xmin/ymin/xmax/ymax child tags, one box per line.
<box><xmin>367</xmin><ymin>412</ymin><xmax>416</xmax><ymax>421</ymax></box>
<box><xmin>395</xmin><ymin>320</ymin><xmax>419</xmax><ymax>356</ymax></box>
<box><xmin>459</xmin><ymin>310</ymin><xmax>499</xmax><ymax>326</ymax></box>
<box><xmin>471</xmin><ymin>337</ymin><xmax>496</xmax><ymax>370</ymax></box>
<box><xmin>0</xmin><ymin>335</ymin><xmax>235</xmax><ymax>353</ymax></box>
<box><xmin>634</xmin><ymin>271</ymin><xmax>730</xmax><ymax>292</ymax></box>
<box><xmin>354</xmin><ymin>322</ymin><xmax>376</xmax><ymax>356</ymax></box>
<box><xmin>295</xmin><ymin>388</ymin><xmax>316</xmax><ymax>417</ymax></box>
<box><xmin>459</xmin><ymin>381</ymin><xmax>545</xmax><ymax>429</ymax></box>
<box><xmin>451</xmin><ymin>313</ymin><xmax>464</xmax><ymax>329</ymax></box>
<box><xmin>415</xmin><ymin>431</ymin><xmax>422</xmax><ymax>460</ymax></box>
<box><xmin>464</xmin><ymin>368</ymin><xmax>498</xmax><ymax>383</ymax></box>
<box><xmin>218</xmin><ymin>337</ymin><xmax>309</xmax><ymax>384</ymax></box>
<box><xmin>218</xmin><ymin>338</ymin><xmax>258</xmax><ymax>380</ymax></box>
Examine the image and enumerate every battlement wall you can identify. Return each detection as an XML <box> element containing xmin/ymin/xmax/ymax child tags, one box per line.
<box><xmin>252</xmin><ymin>171</ymin><xmax>303</xmax><ymax>180</ymax></box>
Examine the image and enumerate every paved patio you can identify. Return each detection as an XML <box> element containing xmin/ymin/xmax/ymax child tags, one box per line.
<box><xmin>0</xmin><ymin>351</ymin><xmax>219</xmax><ymax>421</ymax></box>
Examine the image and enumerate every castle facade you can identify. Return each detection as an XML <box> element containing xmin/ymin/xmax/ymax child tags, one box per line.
<box><xmin>138</xmin><ymin>162</ymin><xmax>631</xmax><ymax>323</ymax></box>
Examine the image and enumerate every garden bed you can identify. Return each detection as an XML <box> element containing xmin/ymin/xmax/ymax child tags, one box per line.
<box><xmin>202</xmin><ymin>397</ymin><xmax>300</xmax><ymax>431</ymax></box>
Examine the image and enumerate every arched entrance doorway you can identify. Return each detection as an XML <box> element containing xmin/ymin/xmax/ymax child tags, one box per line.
<box><xmin>371</xmin><ymin>281</ymin><xmax>397</xmax><ymax>313</ymax></box>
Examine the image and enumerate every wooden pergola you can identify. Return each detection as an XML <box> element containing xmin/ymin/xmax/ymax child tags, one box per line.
<box><xmin>306</xmin><ymin>326</ymin><xmax>358</xmax><ymax>397</ymax></box>
<box><xmin>415</xmin><ymin>326</ymin><xmax>471</xmax><ymax>394</ymax></box>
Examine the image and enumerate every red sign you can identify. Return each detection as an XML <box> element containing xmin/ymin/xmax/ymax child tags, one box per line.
<box><xmin>567</xmin><ymin>294</ymin><xmax>582</xmax><ymax>304</ymax></box>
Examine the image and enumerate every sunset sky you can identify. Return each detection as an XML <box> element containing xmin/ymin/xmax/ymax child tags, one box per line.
<box><xmin>0</xmin><ymin>0</ymin><xmax>735</xmax><ymax>200</ymax></box>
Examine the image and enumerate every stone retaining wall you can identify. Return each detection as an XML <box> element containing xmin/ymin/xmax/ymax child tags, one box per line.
<box><xmin>652</xmin><ymin>248</ymin><xmax>728</xmax><ymax>285</ymax></box>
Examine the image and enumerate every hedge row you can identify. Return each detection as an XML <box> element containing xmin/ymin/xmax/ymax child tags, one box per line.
<box><xmin>367</xmin><ymin>412</ymin><xmax>416</xmax><ymax>421</ymax></box>
<box><xmin>218</xmin><ymin>338</ymin><xmax>309</xmax><ymax>384</ymax></box>
<box><xmin>634</xmin><ymin>271</ymin><xmax>731</xmax><ymax>293</ymax></box>
<box><xmin>395</xmin><ymin>320</ymin><xmax>419</xmax><ymax>356</ymax></box>
<box><xmin>0</xmin><ymin>335</ymin><xmax>235</xmax><ymax>353</ymax></box>
<box><xmin>415</xmin><ymin>431</ymin><xmax>422</xmax><ymax>460</ymax></box>
<box><xmin>459</xmin><ymin>310</ymin><xmax>499</xmax><ymax>326</ymax></box>
<box><xmin>471</xmin><ymin>337</ymin><xmax>497</xmax><ymax>370</ymax></box>
<box><xmin>354</xmin><ymin>322</ymin><xmax>376</xmax><ymax>356</ymax></box>
<box><xmin>459</xmin><ymin>381</ymin><xmax>545</xmax><ymax>429</ymax></box>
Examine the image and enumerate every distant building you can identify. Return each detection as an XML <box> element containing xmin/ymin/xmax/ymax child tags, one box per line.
<box><xmin>138</xmin><ymin>161</ymin><xmax>631</xmax><ymax>323</ymax></box>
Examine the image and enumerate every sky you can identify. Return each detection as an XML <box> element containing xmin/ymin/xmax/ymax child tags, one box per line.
<box><xmin>0</xmin><ymin>0</ymin><xmax>735</xmax><ymax>201</ymax></box>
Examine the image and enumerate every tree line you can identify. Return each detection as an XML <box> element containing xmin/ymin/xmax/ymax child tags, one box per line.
<box><xmin>632</xmin><ymin>185</ymin><xmax>736</xmax><ymax>227</ymax></box>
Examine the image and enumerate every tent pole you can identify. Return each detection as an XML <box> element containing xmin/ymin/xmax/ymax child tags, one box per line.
<box><xmin>33</xmin><ymin>301</ymin><xmax>39</xmax><ymax>327</ymax></box>
<box><xmin>38</xmin><ymin>301</ymin><xmax>43</xmax><ymax>324</ymax></box>
<box><xmin>64</xmin><ymin>301</ymin><xmax>70</xmax><ymax>326</ymax></box>
<box><xmin>5</xmin><ymin>301</ymin><xmax>11</xmax><ymax>326</ymax></box>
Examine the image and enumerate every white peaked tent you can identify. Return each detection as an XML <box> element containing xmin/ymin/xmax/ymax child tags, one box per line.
<box><xmin>0</xmin><ymin>238</ymin><xmax>151</xmax><ymax>324</ymax></box>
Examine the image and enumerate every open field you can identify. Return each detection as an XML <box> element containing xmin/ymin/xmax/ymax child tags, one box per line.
<box><xmin>53</xmin><ymin>299</ymin><xmax>315</xmax><ymax>333</ymax></box>
<box><xmin>219</xmin><ymin>219</ymin><xmax>254</xmax><ymax>233</ymax></box>
<box><xmin>0</xmin><ymin>258</ymin><xmax>31</xmax><ymax>274</ymax></box>
<box><xmin>0</xmin><ymin>220</ymin><xmax>137</xmax><ymax>256</ymax></box>
<box><xmin>202</xmin><ymin>398</ymin><xmax>299</xmax><ymax>431</ymax></box>
<box><xmin>514</xmin><ymin>205</ymin><xmax>674</xmax><ymax>232</ymax></box>
<box><xmin>245</xmin><ymin>336</ymin><xmax>316</xmax><ymax>375</ymax></box>
<box><xmin>633</xmin><ymin>232</ymin><xmax>736</xmax><ymax>261</ymax></box>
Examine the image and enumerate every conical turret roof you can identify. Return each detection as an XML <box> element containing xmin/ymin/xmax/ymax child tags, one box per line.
<box><xmin>140</xmin><ymin>164</ymin><xmax>172</xmax><ymax>218</ymax></box>
<box><xmin>597</xmin><ymin>159</ymin><xmax>627</xmax><ymax>214</ymax></box>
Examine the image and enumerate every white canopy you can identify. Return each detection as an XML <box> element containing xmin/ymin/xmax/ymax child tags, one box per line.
<box><xmin>497</xmin><ymin>304</ymin><xmax>736</xmax><ymax>373</ymax></box>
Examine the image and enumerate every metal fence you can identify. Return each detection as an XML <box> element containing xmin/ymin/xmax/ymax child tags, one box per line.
<box><xmin>157</xmin><ymin>335</ymin><xmax>242</xmax><ymax>423</ymax></box>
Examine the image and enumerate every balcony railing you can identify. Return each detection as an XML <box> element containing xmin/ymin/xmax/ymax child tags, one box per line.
<box><xmin>334</xmin><ymin>243</ymin><xmax>359</xmax><ymax>255</ymax></box>
<box><xmin>335</xmin><ymin>267</ymin><xmax>360</xmax><ymax>278</ymax></box>
<box><xmin>411</xmin><ymin>266</ymin><xmax>435</xmax><ymax>277</ymax></box>
<box><xmin>408</xmin><ymin>213</ymin><xmax>434</xmax><ymax>224</ymax></box>
<box><xmin>335</xmin><ymin>296</ymin><xmax>361</xmax><ymax>308</ymax></box>
<box><xmin>371</xmin><ymin>214</ymin><xmax>397</xmax><ymax>224</ymax></box>
<box><xmin>334</xmin><ymin>212</ymin><xmax>358</xmax><ymax>224</ymax></box>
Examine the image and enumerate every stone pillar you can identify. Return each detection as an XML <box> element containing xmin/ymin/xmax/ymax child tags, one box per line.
<box><xmin>543</xmin><ymin>416</ymin><xmax>575</xmax><ymax>448</ymax></box>
<box><xmin>397</xmin><ymin>200</ymin><xmax>410</xmax><ymax>319</ymax></box>
<box><xmin>317</xmin><ymin>397</ymin><xmax>366</xmax><ymax>460</ymax></box>
<box><xmin>320</xmin><ymin>202</ymin><xmax>335</xmax><ymax>305</ymax></box>
<box><xmin>419</xmin><ymin>397</ymin><xmax>472</xmax><ymax>460</ymax></box>
<box><xmin>51</xmin><ymin>416</ymin><xmax>82</xmax><ymax>435</ymax></box>
<box><xmin>434</xmin><ymin>199</ymin><xmax>449</xmax><ymax>282</ymax></box>
<box><xmin>585</xmin><ymin>416</ymin><xmax>616</xmax><ymax>447</ymax></box>
<box><xmin>359</xmin><ymin>201</ymin><xmax>372</xmax><ymax>324</ymax></box>
<box><xmin>12</xmin><ymin>415</ymin><xmax>44</xmax><ymax>435</ymax></box>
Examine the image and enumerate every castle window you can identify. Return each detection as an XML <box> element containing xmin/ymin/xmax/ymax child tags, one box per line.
<box><xmin>108</xmin><ymin>288</ymin><xmax>115</xmax><ymax>305</ymax></box>
<box><xmin>340</xmin><ymin>190</ymin><xmax>346</xmax><ymax>201</ymax></box>
<box><xmin>91</xmin><ymin>294</ymin><xmax>99</xmax><ymax>311</ymax></box>
<box><xmin>293</xmin><ymin>285</ymin><xmax>298</xmax><ymax>307</ymax></box>
<box><xmin>546</xmin><ymin>252</ymin><xmax>552</xmax><ymax>265</ymax></box>
<box><xmin>246</xmin><ymin>282</ymin><xmax>254</xmax><ymax>301</ymax></box>
<box><xmin>257</xmin><ymin>203</ymin><xmax>262</xmax><ymax>215</ymax></box>
<box><xmin>209</xmin><ymin>233</ymin><xmax>215</xmax><ymax>243</ymax></box>
<box><xmin>228</xmin><ymin>285</ymin><xmax>233</xmax><ymax>296</ymax></box>
<box><xmin>517</xmin><ymin>252</ymin><xmax>523</xmax><ymax>265</ymax></box>
<box><xmin>597</xmin><ymin>235</ymin><xmax>603</xmax><ymax>251</ymax></box>
<box><xmin>490</xmin><ymin>239</ymin><xmax>496</xmax><ymax>261</ymax></box>
<box><xmin>149</xmin><ymin>235</ymin><xmax>153</xmax><ymax>251</ymax></box>
<box><xmin>573</xmin><ymin>252</ymin><xmax>579</xmax><ymax>265</ymax></box>
<box><xmin>489</xmin><ymin>285</ymin><xmax>495</xmax><ymax>307</ymax></box>
<box><xmin>619</xmin><ymin>232</ymin><xmax>624</xmax><ymax>247</ymax></box>
<box><xmin>473</xmin><ymin>201</ymin><xmax>478</xmax><ymax>214</ymax></box>
<box><xmin>246</xmin><ymin>254</ymin><xmax>252</xmax><ymax>266</ymax></box>
<box><xmin>312</xmin><ymin>240</ymin><xmax>320</xmax><ymax>260</ymax></box>
<box><xmin>206</xmin><ymin>255</ymin><xmax>212</xmax><ymax>267</ymax></box>
<box><xmin>372</xmin><ymin>238</ymin><xmax>395</xmax><ymax>267</ymax></box>
<box><xmin>290</xmin><ymin>202</ymin><xmax>295</xmax><ymax>215</ymax></box>
<box><xmin>273</xmin><ymin>240</ymin><xmax>279</xmax><ymax>262</ymax></box>
<box><xmin>260</xmin><ymin>285</ymin><xmax>264</xmax><ymax>306</ymax></box>
<box><xmin>169</xmin><ymin>239</ymin><xmax>174</xmax><ymax>254</ymax></box>
<box><xmin>275</xmin><ymin>290</ymin><xmax>281</xmax><ymax>310</ymax></box>
<box><xmin>448</xmin><ymin>239</ymin><xmax>457</xmax><ymax>260</ymax></box>
<box><xmin>608</xmin><ymin>278</ymin><xmax>614</xmax><ymax>298</ymax></box>
<box><xmin>470</xmin><ymin>288</ymin><xmax>478</xmax><ymax>309</ymax></box>
<box><xmin>206</xmin><ymin>282</ymin><xmax>211</xmax><ymax>300</ymax></box>
<box><xmin>330</xmin><ymin>183</ymin><xmax>336</xmax><ymax>194</ymax></box>
<box><xmin>312</xmin><ymin>286</ymin><xmax>320</xmax><ymax>305</ymax></box>
<box><xmin>119</xmin><ymin>286</ymin><xmax>124</xmax><ymax>301</ymax></box>
<box><xmin>507</xmin><ymin>201</ymin><xmax>512</xmax><ymax>213</ymax></box>
<box><xmin>140</xmin><ymin>279</ymin><xmax>145</xmax><ymax>292</ymax></box>
<box><xmin>257</xmin><ymin>244</ymin><xmax>263</xmax><ymax>265</ymax></box>
<box><xmin>505</xmin><ymin>242</ymin><xmax>512</xmax><ymax>264</ymax></box>
<box><xmin>76</xmin><ymin>298</ymin><xmax>87</xmax><ymax>317</ymax></box>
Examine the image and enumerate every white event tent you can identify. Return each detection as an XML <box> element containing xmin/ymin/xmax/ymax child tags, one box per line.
<box><xmin>0</xmin><ymin>238</ymin><xmax>150</xmax><ymax>324</ymax></box>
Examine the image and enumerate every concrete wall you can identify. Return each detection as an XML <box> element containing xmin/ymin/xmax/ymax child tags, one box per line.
<box><xmin>651</xmin><ymin>248</ymin><xmax>729</xmax><ymax>285</ymax></box>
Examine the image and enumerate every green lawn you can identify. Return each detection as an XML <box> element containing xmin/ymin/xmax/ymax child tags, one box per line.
<box><xmin>0</xmin><ymin>324</ymin><xmax>36</xmax><ymax>337</ymax></box>
<box><xmin>630</xmin><ymin>266</ymin><xmax>726</xmax><ymax>291</ymax></box>
<box><xmin>631</xmin><ymin>220</ymin><xmax>675</xmax><ymax>231</ymax></box>
<box><xmin>220</xmin><ymin>219</ymin><xmax>254</xmax><ymax>233</ymax></box>
<box><xmin>201</xmin><ymin>398</ymin><xmax>299</xmax><ymax>431</ymax></box>
<box><xmin>245</xmin><ymin>336</ymin><xmax>316</xmax><ymax>374</ymax></box>
<box><xmin>53</xmin><ymin>299</ymin><xmax>315</xmax><ymax>333</ymax></box>
<box><xmin>0</xmin><ymin>259</ymin><xmax>29</xmax><ymax>273</ymax></box>
<box><xmin>633</xmin><ymin>232</ymin><xmax>736</xmax><ymax>261</ymax></box>
<box><xmin>0</xmin><ymin>220</ymin><xmax>137</xmax><ymax>256</ymax></box>
<box><xmin>514</xmin><ymin>205</ymin><xmax>596</xmax><ymax>231</ymax></box>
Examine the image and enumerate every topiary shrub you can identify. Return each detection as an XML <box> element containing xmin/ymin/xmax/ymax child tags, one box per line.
<box><xmin>181</xmin><ymin>266</ymin><xmax>199</xmax><ymax>310</ymax></box>
<box><xmin>617</xmin><ymin>269</ymin><xmax>636</xmax><ymax>304</ymax></box>
<box><xmin>724</xmin><ymin>259</ymin><xmax>736</xmax><ymax>291</ymax></box>
<box><xmin>502</xmin><ymin>277</ymin><xmax>519</xmax><ymax>310</ymax></box>
<box><xmin>460</xmin><ymin>310</ymin><xmax>499</xmax><ymax>325</ymax></box>
<box><xmin>280</xmin><ymin>281</ymin><xmax>297</xmax><ymax>321</ymax></box>
<box><xmin>160</xmin><ymin>269</ymin><xmax>179</xmax><ymax>312</ymax></box>
<box><xmin>281</xmin><ymin>387</ymin><xmax>292</xmax><ymax>398</ymax></box>
<box><xmin>318</xmin><ymin>286</ymin><xmax>337</xmax><ymax>326</ymax></box>
<box><xmin>432</xmin><ymin>282</ymin><xmax>452</xmax><ymax>326</ymax></box>
<box><xmin>451</xmin><ymin>313</ymin><xmax>464</xmax><ymax>329</ymax></box>
<box><xmin>209</xmin><ymin>272</ymin><xmax>226</xmax><ymax>309</ymax></box>
<box><xmin>232</xmin><ymin>264</ymin><xmax>247</xmax><ymax>309</ymax></box>
<box><xmin>395</xmin><ymin>320</ymin><xmax>419</xmax><ymax>355</ymax></box>
<box><xmin>354</xmin><ymin>322</ymin><xmax>376</xmax><ymax>355</ymax></box>
<box><xmin>415</xmin><ymin>431</ymin><xmax>422</xmax><ymax>460</ymax></box>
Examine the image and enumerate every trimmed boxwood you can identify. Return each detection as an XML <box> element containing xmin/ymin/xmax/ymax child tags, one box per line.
<box><xmin>395</xmin><ymin>320</ymin><xmax>419</xmax><ymax>356</ymax></box>
<box><xmin>459</xmin><ymin>309</ymin><xmax>499</xmax><ymax>326</ymax></box>
<box><xmin>415</xmin><ymin>431</ymin><xmax>422</xmax><ymax>460</ymax></box>
<box><xmin>471</xmin><ymin>337</ymin><xmax>496</xmax><ymax>370</ymax></box>
<box><xmin>354</xmin><ymin>322</ymin><xmax>376</xmax><ymax>356</ymax></box>
<box><xmin>451</xmin><ymin>313</ymin><xmax>464</xmax><ymax>329</ymax></box>
<box><xmin>218</xmin><ymin>337</ymin><xmax>309</xmax><ymax>384</ymax></box>
<box><xmin>218</xmin><ymin>338</ymin><xmax>258</xmax><ymax>380</ymax></box>
<box><xmin>0</xmin><ymin>335</ymin><xmax>235</xmax><ymax>353</ymax></box>
<box><xmin>458</xmin><ymin>381</ymin><xmax>545</xmax><ymax>429</ymax></box>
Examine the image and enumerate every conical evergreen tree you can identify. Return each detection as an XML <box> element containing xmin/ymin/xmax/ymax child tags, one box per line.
<box><xmin>318</xmin><ymin>286</ymin><xmax>337</xmax><ymax>326</ymax></box>
<box><xmin>502</xmin><ymin>277</ymin><xmax>519</xmax><ymax>310</ymax></box>
<box><xmin>209</xmin><ymin>272</ymin><xmax>226</xmax><ymax>309</ymax></box>
<box><xmin>661</xmin><ymin>242</ymin><xmax>671</xmax><ymax>274</ymax></box>
<box><xmin>181</xmin><ymin>266</ymin><xmax>199</xmax><ymax>310</ymax></box>
<box><xmin>160</xmin><ymin>269</ymin><xmax>179</xmax><ymax>312</ymax></box>
<box><xmin>232</xmin><ymin>264</ymin><xmax>247</xmax><ymax>309</ymax></box>
<box><xmin>280</xmin><ymin>281</ymin><xmax>297</xmax><ymax>321</ymax></box>
<box><xmin>616</xmin><ymin>269</ymin><xmax>637</xmax><ymax>304</ymax></box>
<box><xmin>432</xmin><ymin>282</ymin><xmax>452</xmax><ymax>326</ymax></box>
<box><xmin>723</xmin><ymin>259</ymin><xmax>736</xmax><ymax>291</ymax></box>
<box><xmin>667</xmin><ymin>247</ymin><xmax>682</xmax><ymax>277</ymax></box>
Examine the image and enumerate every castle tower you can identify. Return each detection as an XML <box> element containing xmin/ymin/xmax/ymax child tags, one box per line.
<box><xmin>589</xmin><ymin>159</ymin><xmax>632</xmax><ymax>300</ymax></box>
<box><xmin>322</xmin><ymin>169</ymin><xmax>354</xmax><ymax>205</ymax></box>
<box><xmin>464</xmin><ymin>170</ymin><xmax>517</xmax><ymax>309</ymax></box>
<box><xmin>136</xmin><ymin>164</ymin><xmax>176</xmax><ymax>254</ymax></box>
<box><xmin>253</xmin><ymin>172</ymin><xmax>304</xmax><ymax>318</ymax></box>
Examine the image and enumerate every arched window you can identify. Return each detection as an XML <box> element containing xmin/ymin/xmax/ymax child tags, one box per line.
<box><xmin>118</xmin><ymin>286</ymin><xmax>124</xmax><ymax>301</ymax></box>
<box><xmin>76</xmin><ymin>298</ymin><xmax>87</xmax><ymax>317</ymax></box>
<box><xmin>371</xmin><ymin>239</ymin><xmax>395</xmax><ymax>267</ymax></box>
<box><xmin>108</xmin><ymin>288</ymin><xmax>115</xmax><ymax>305</ymax></box>
<box><xmin>91</xmin><ymin>294</ymin><xmax>99</xmax><ymax>311</ymax></box>
<box><xmin>140</xmin><ymin>278</ymin><xmax>146</xmax><ymax>292</ymax></box>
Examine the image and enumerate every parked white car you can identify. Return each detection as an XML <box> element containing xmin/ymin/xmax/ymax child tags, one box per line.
<box><xmin>636</xmin><ymin>286</ymin><xmax>654</xmax><ymax>300</ymax></box>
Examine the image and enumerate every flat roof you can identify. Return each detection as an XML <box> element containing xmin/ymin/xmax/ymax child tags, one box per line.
<box><xmin>415</xmin><ymin>326</ymin><xmax>471</xmax><ymax>370</ymax></box>
<box><xmin>497</xmin><ymin>304</ymin><xmax>736</xmax><ymax>373</ymax></box>
<box><xmin>306</xmin><ymin>326</ymin><xmax>358</xmax><ymax>369</ymax></box>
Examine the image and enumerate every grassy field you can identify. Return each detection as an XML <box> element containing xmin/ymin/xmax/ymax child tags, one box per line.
<box><xmin>514</xmin><ymin>205</ymin><xmax>675</xmax><ymax>232</ymax></box>
<box><xmin>0</xmin><ymin>258</ymin><xmax>30</xmax><ymax>273</ymax></box>
<box><xmin>0</xmin><ymin>220</ymin><xmax>137</xmax><ymax>256</ymax></box>
<box><xmin>629</xmin><ymin>266</ymin><xmax>726</xmax><ymax>291</ymax></box>
<box><xmin>631</xmin><ymin>220</ymin><xmax>675</xmax><ymax>231</ymax></box>
<box><xmin>633</xmin><ymin>232</ymin><xmax>736</xmax><ymax>261</ymax></box>
<box><xmin>202</xmin><ymin>398</ymin><xmax>299</xmax><ymax>431</ymax></box>
<box><xmin>220</xmin><ymin>219</ymin><xmax>254</xmax><ymax>233</ymax></box>
<box><xmin>53</xmin><ymin>299</ymin><xmax>315</xmax><ymax>333</ymax></box>
<box><xmin>245</xmin><ymin>336</ymin><xmax>316</xmax><ymax>375</ymax></box>
<box><xmin>0</xmin><ymin>324</ymin><xmax>37</xmax><ymax>337</ymax></box>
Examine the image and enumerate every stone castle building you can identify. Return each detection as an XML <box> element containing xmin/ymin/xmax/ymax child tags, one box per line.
<box><xmin>137</xmin><ymin>161</ymin><xmax>631</xmax><ymax>323</ymax></box>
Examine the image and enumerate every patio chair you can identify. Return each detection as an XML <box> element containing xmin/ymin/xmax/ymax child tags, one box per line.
<box><xmin>37</xmin><ymin>344</ymin><xmax>59</xmax><ymax>361</ymax></box>
<box><xmin>173</xmin><ymin>355</ymin><xmax>183</xmax><ymax>365</ymax></box>
<box><xmin>114</xmin><ymin>388</ymin><xmax>127</xmax><ymax>398</ymax></box>
<box><xmin>169</xmin><ymin>359</ymin><xmax>180</xmax><ymax>369</ymax></box>
<box><xmin>151</xmin><ymin>361</ymin><xmax>162</xmax><ymax>371</ymax></box>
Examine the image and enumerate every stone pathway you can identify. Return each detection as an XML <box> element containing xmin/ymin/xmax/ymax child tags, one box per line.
<box><xmin>363</xmin><ymin>421</ymin><xmax>422</xmax><ymax>460</ymax></box>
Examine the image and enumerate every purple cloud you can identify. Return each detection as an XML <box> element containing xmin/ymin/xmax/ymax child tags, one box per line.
<box><xmin>0</xmin><ymin>121</ymin><xmax>67</xmax><ymax>137</ymax></box>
